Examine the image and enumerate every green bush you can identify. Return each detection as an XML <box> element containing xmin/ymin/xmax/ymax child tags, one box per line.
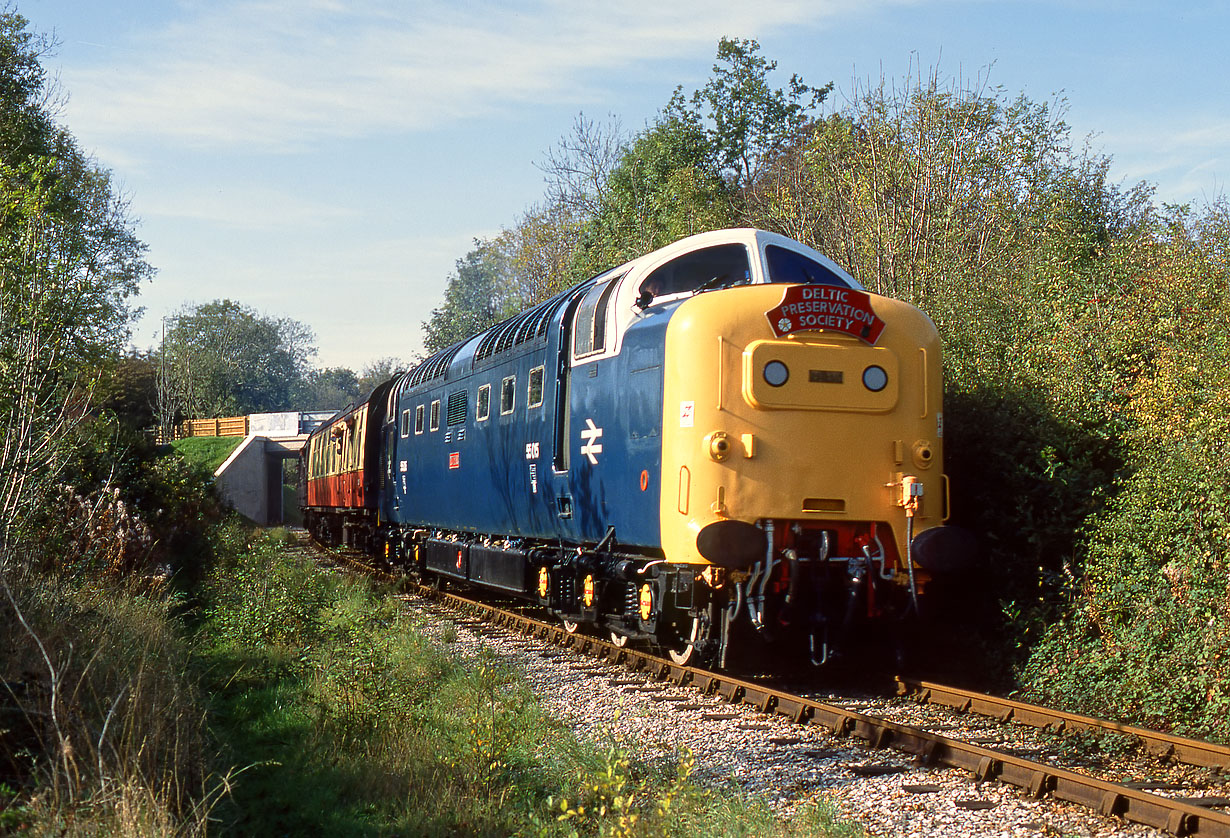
<box><xmin>1020</xmin><ymin>210</ymin><xmax>1230</xmax><ymax>736</ymax></box>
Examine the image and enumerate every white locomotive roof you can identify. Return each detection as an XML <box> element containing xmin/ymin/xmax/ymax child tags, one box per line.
<box><xmin>398</xmin><ymin>227</ymin><xmax>862</xmax><ymax>389</ymax></box>
<box><xmin>605</xmin><ymin>228</ymin><xmax>863</xmax><ymax>292</ymax></box>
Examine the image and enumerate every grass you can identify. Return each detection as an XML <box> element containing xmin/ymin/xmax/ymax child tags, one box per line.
<box><xmin>0</xmin><ymin>563</ymin><xmax>219</xmax><ymax>836</ymax></box>
<box><xmin>196</xmin><ymin>531</ymin><xmax>866</xmax><ymax>836</ymax></box>
<box><xmin>1</xmin><ymin>518</ymin><xmax>865</xmax><ymax>836</ymax></box>
<box><xmin>169</xmin><ymin>436</ymin><xmax>244</xmax><ymax>473</ymax></box>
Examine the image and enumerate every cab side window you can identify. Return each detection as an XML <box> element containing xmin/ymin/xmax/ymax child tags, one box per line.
<box><xmin>573</xmin><ymin>277</ymin><xmax>620</xmax><ymax>358</ymax></box>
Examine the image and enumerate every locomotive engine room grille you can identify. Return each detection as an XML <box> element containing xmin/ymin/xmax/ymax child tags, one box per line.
<box><xmin>446</xmin><ymin>391</ymin><xmax>468</xmax><ymax>426</ymax></box>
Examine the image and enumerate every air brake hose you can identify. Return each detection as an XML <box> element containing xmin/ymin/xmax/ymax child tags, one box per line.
<box><xmin>901</xmin><ymin>476</ymin><xmax>921</xmax><ymax>616</ymax></box>
<box><xmin>906</xmin><ymin>516</ymin><xmax>919</xmax><ymax>616</ymax></box>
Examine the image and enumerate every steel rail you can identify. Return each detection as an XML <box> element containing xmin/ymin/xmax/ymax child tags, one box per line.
<box><xmin>897</xmin><ymin>677</ymin><xmax>1230</xmax><ymax>773</ymax></box>
<box><xmin>414</xmin><ymin>584</ymin><xmax>1230</xmax><ymax>837</ymax></box>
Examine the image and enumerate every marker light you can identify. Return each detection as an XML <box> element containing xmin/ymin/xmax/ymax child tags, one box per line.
<box><xmin>862</xmin><ymin>365</ymin><xmax>888</xmax><ymax>392</ymax></box>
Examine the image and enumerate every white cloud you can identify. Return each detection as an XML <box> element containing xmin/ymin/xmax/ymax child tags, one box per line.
<box><xmin>58</xmin><ymin>0</ymin><xmax>896</xmax><ymax>152</ymax></box>
<box><xmin>1094</xmin><ymin>115</ymin><xmax>1230</xmax><ymax>203</ymax></box>
<box><xmin>139</xmin><ymin>184</ymin><xmax>359</xmax><ymax>228</ymax></box>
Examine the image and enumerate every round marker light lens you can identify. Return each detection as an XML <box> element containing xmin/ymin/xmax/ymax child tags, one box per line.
<box><xmin>863</xmin><ymin>365</ymin><xmax>888</xmax><ymax>392</ymax></box>
<box><xmin>764</xmin><ymin>360</ymin><xmax>789</xmax><ymax>387</ymax></box>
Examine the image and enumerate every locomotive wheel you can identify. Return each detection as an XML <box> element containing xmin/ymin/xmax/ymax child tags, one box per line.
<box><xmin>667</xmin><ymin>644</ymin><xmax>695</xmax><ymax>666</ymax></box>
<box><xmin>666</xmin><ymin>614</ymin><xmax>705</xmax><ymax>666</ymax></box>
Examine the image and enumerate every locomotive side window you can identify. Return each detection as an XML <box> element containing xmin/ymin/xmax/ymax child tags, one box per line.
<box><xmin>400</xmin><ymin>409</ymin><xmax>411</xmax><ymax>438</ymax></box>
<box><xmin>638</xmin><ymin>244</ymin><xmax>751</xmax><ymax>301</ymax></box>
<box><xmin>500</xmin><ymin>376</ymin><xmax>516</xmax><ymax>415</ymax></box>
<box><xmin>414</xmin><ymin>404</ymin><xmax>425</xmax><ymax>435</ymax></box>
<box><xmin>477</xmin><ymin>384</ymin><xmax>491</xmax><ymax>421</ymax></box>
<box><xmin>430</xmin><ymin>400</ymin><xmax>440</xmax><ymax>432</ymax></box>
<box><xmin>527</xmin><ymin>366</ymin><xmax>544</xmax><ymax>408</ymax></box>
<box><xmin>764</xmin><ymin>244</ymin><xmax>850</xmax><ymax>286</ymax></box>
<box><xmin>573</xmin><ymin>277</ymin><xmax>619</xmax><ymax>358</ymax></box>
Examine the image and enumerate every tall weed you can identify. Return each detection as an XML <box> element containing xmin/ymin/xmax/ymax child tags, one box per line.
<box><xmin>0</xmin><ymin>565</ymin><xmax>218</xmax><ymax>835</ymax></box>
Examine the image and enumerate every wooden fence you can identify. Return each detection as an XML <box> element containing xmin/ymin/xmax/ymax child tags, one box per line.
<box><xmin>157</xmin><ymin>415</ymin><xmax>249</xmax><ymax>444</ymax></box>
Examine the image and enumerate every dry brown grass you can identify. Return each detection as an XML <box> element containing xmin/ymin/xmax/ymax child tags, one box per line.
<box><xmin>0</xmin><ymin>564</ymin><xmax>225</xmax><ymax>836</ymax></box>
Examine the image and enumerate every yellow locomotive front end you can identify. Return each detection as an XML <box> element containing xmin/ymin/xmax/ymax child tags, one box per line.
<box><xmin>659</xmin><ymin>283</ymin><xmax>950</xmax><ymax>665</ymax></box>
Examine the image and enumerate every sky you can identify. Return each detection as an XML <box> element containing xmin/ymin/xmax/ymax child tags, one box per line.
<box><xmin>20</xmin><ymin>0</ymin><xmax>1230</xmax><ymax>371</ymax></box>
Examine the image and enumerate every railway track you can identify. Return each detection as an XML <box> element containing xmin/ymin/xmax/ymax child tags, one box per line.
<box><xmin>314</xmin><ymin>539</ymin><xmax>1230</xmax><ymax>836</ymax></box>
<box><xmin>897</xmin><ymin>678</ymin><xmax>1230</xmax><ymax>774</ymax></box>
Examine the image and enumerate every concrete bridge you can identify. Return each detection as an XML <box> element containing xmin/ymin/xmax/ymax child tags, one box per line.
<box><xmin>213</xmin><ymin>411</ymin><xmax>335</xmax><ymax>525</ymax></box>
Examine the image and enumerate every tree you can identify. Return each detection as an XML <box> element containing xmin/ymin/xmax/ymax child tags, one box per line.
<box><xmin>673</xmin><ymin>37</ymin><xmax>831</xmax><ymax>191</ymax></box>
<box><xmin>499</xmin><ymin>201</ymin><xmax>590</xmax><ymax>306</ymax></box>
<box><xmin>421</xmin><ymin>240</ymin><xmax>518</xmax><ymax>354</ymax></box>
<box><xmin>575</xmin><ymin>38</ymin><xmax>827</xmax><ymax>273</ymax></box>
<box><xmin>295</xmin><ymin>366</ymin><xmax>359</xmax><ymax>412</ymax></box>
<box><xmin>94</xmin><ymin>350</ymin><xmax>159</xmax><ymax>430</ymax></box>
<box><xmin>536</xmin><ymin>112</ymin><xmax>624</xmax><ymax>219</ymax></box>
<box><xmin>0</xmin><ymin>12</ymin><xmax>152</xmax><ymax>555</ymax></box>
<box><xmin>356</xmin><ymin>356</ymin><xmax>404</xmax><ymax>394</ymax></box>
<box><xmin>419</xmin><ymin>39</ymin><xmax>831</xmax><ymax>343</ymax></box>
<box><xmin>579</xmin><ymin>108</ymin><xmax>734</xmax><ymax>273</ymax></box>
<box><xmin>157</xmin><ymin>299</ymin><xmax>315</xmax><ymax>422</ymax></box>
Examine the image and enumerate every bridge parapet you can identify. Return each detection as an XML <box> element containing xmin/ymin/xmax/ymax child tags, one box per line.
<box><xmin>161</xmin><ymin>410</ymin><xmax>340</xmax><ymax>444</ymax></box>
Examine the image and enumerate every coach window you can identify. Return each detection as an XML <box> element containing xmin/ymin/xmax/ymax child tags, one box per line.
<box><xmin>430</xmin><ymin>399</ymin><xmax>440</xmax><ymax>432</ymax></box>
<box><xmin>528</xmin><ymin>366</ymin><xmax>544</xmax><ymax>408</ymax></box>
<box><xmin>637</xmin><ymin>243</ymin><xmax>751</xmax><ymax>302</ymax></box>
<box><xmin>500</xmin><ymin>376</ymin><xmax>516</xmax><ymax>415</ymax></box>
<box><xmin>414</xmin><ymin>404</ymin><xmax>425</xmax><ymax>435</ymax></box>
<box><xmin>477</xmin><ymin>384</ymin><xmax>491</xmax><ymax>421</ymax></box>
<box><xmin>400</xmin><ymin>409</ymin><xmax>411</xmax><ymax>438</ymax></box>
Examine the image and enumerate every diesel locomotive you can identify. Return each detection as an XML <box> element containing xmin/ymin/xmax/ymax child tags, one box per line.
<box><xmin>302</xmin><ymin>228</ymin><xmax>969</xmax><ymax>667</ymax></box>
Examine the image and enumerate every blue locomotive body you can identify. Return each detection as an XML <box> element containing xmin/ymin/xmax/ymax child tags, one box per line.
<box><xmin>385</xmin><ymin>281</ymin><xmax>670</xmax><ymax>551</ymax></box>
<box><xmin>304</xmin><ymin>228</ymin><xmax>971</xmax><ymax>667</ymax></box>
